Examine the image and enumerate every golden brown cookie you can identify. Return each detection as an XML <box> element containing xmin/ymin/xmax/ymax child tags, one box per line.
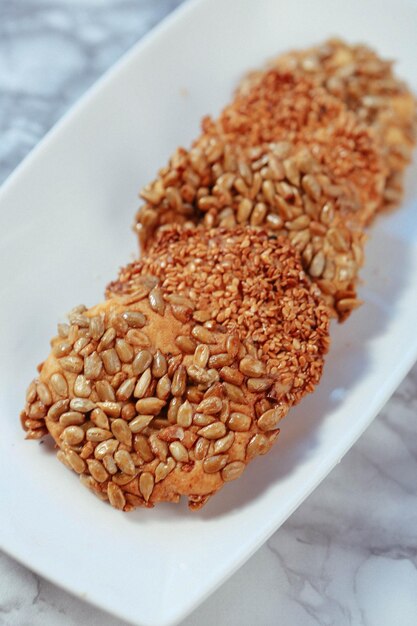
<box><xmin>239</xmin><ymin>39</ymin><xmax>417</xmax><ymax>209</ymax></box>
<box><xmin>21</xmin><ymin>228</ymin><xmax>329</xmax><ymax>511</ymax></box>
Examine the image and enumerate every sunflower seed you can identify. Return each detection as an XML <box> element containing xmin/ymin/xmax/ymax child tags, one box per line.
<box><xmin>79</xmin><ymin>342</ymin><xmax>95</xmax><ymax>358</ymax></box>
<box><xmin>213</xmin><ymin>432</ymin><xmax>235</xmax><ymax>454</ymax></box>
<box><xmin>302</xmin><ymin>174</ymin><xmax>321</xmax><ymax>200</ymax></box>
<box><xmin>103</xmin><ymin>455</ymin><xmax>118</xmax><ymax>475</ymax></box>
<box><xmin>115</xmin><ymin>339</ymin><xmax>134</xmax><ymax>363</ymax></box>
<box><xmin>237</xmin><ymin>197</ymin><xmax>253</xmax><ymax>223</ymax></box>
<box><xmin>133</xmin><ymin>435</ymin><xmax>154</xmax><ymax>462</ymax></box>
<box><xmin>336</xmin><ymin>297</ymin><xmax>362</xmax><ymax>313</ymax></box>
<box><xmin>115</xmin><ymin>378</ymin><xmax>135</xmax><ymax>402</ymax></box>
<box><xmin>173</xmin><ymin>303</ymin><xmax>195</xmax><ymax>324</ymax></box>
<box><xmin>65</xmin><ymin>450</ymin><xmax>86</xmax><ymax>474</ymax></box>
<box><xmin>48</xmin><ymin>399</ymin><xmax>70</xmax><ymax>421</ymax></box>
<box><xmin>114</xmin><ymin>449</ymin><xmax>136</xmax><ymax>475</ymax></box>
<box><xmin>250</xmin><ymin>202</ymin><xmax>267</xmax><ymax>226</ymax></box>
<box><xmin>121</xmin><ymin>402</ymin><xmax>136</xmax><ymax>421</ymax></box>
<box><xmin>191</xmin><ymin>325</ymin><xmax>216</xmax><ymax>344</ymax></box>
<box><xmin>73</xmin><ymin>337</ymin><xmax>89</xmax><ymax>354</ymax></box>
<box><xmin>62</xmin><ymin>425</ymin><xmax>85</xmax><ymax>446</ymax></box>
<box><xmin>203</xmin><ymin>455</ymin><xmax>228</xmax><ymax>474</ymax></box>
<box><xmin>28</xmin><ymin>401</ymin><xmax>46</xmax><ymax>419</ymax></box>
<box><xmin>107</xmin><ymin>483</ymin><xmax>126</xmax><ymax>510</ymax></box>
<box><xmin>69</xmin><ymin>312</ymin><xmax>89</xmax><ymax>327</ymax></box>
<box><xmin>197</xmin><ymin>422</ymin><xmax>226</xmax><ymax>439</ymax></box>
<box><xmin>110</xmin><ymin>314</ymin><xmax>129</xmax><ymax>335</ymax></box>
<box><xmin>175</xmin><ymin>335</ymin><xmax>197</xmax><ymax>354</ymax></box>
<box><xmin>223</xmin><ymin>382</ymin><xmax>245</xmax><ymax>402</ymax></box>
<box><xmin>148</xmin><ymin>351</ymin><xmax>166</xmax><ymax>380</ymax></box>
<box><xmin>25</xmin><ymin>381</ymin><xmax>37</xmax><ymax>403</ymax></box>
<box><xmin>95</xmin><ymin>379</ymin><xmax>116</xmax><ymax>402</ymax></box>
<box><xmin>147</xmin><ymin>286</ymin><xmax>165</xmax><ymax>315</ymax></box>
<box><xmin>208</xmin><ymin>353</ymin><xmax>233</xmax><ymax>369</ymax></box>
<box><xmin>176</xmin><ymin>400</ymin><xmax>193</xmax><ymax>427</ymax></box>
<box><xmin>73</xmin><ymin>375</ymin><xmax>92</xmax><ymax>398</ymax></box>
<box><xmin>171</xmin><ymin>365</ymin><xmax>186</xmax><ymax>397</ymax></box>
<box><xmin>196</xmin><ymin>396</ymin><xmax>223</xmax><ymax>414</ymax></box>
<box><xmin>52</xmin><ymin>341</ymin><xmax>72</xmax><ymax>358</ymax></box>
<box><xmin>86</xmin><ymin>427</ymin><xmax>112</xmax><ymax>442</ymax></box>
<box><xmin>79</xmin><ymin>441</ymin><xmax>94</xmax><ymax>459</ymax></box>
<box><xmin>135</xmin><ymin>397</ymin><xmax>165</xmax><ymax>415</ymax></box>
<box><xmin>239</xmin><ymin>356</ymin><xmax>265</xmax><ymax>377</ymax></box>
<box><xmin>97</xmin><ymin>327</ymin><xmax>116</xmax><ymax>351</ymax></box>
<box><xmin>193</xmin><ymin>309</ymin><xmax>212</xmax><ymax>323</ymax></box>
<box><xmin>228</xmin><ymin>412</ymin><xmax>251</xmax><ymax>432</ymax></box>
<box><xmin>193</xmin><ymin>344</ymin><xmax>210</xmax><ymax>368</ymax></box>
<box><xmin>187</xmin><ymin>364</ymin><xmax>219</xmax><ymax>386</ymax></box>
<box><xmin>94</xmin><ymin>438</ymin><xmax>119</xmax><ymax>459</ymax></box>
<box><xmin>57</xmin><ymin>449</ymin><xmax>72</xmax><ymax>469</ymax></box>
<box><xmin>89</xmin><ymin>315</ymin><xmax>105</xmax><ymax>340</ymax></box>
<box><xmin>226</xmin><ymin>334</ymin><xmax>240</xmax><ymax>358</ymax></box>
<box><xmin>122</xmin><ymin>311</ymin><xmax>147</xmax><ymax>328</ymax></box>
<box><xmin>87</xmin><ymin>459</ymin><xmax>108</xmax><ymax>482</ymax></box>
<box><xmin>111</xmin><ymin>418</ymin><xmax>132</xmax><ymax>446</ymax></box>
<box><xmin>132</xmin><ymin>349</ymin><xmax>153</xmax><ymax>376</ymax></box>
<box><xmin>193</xmin><ymin>413</ymin><xmax>216</xmax><ymax>426</ymax></box>
<box><xmin>158</xmin><ymin>425</ymin><xmax>184</xmax><ymax>442</ymax></box>
<box><xmin>156</xmin><ymin>374</ymin><xmax>171</xmax><ymax>400</ymax></box>
<box><xmin>247</xmin><ymin>377</ymin><xmax>273</xmax><ymax>392</ymax></box>
<box><xmin>222</xmin><ymin>461</ymin><xmax>245</xmax><ymax>482</ymax></box>
<box><xmin>258</xmin><ymin>405</ymin><xmax>288</xmax><ymax>431</ymax></box>
<box><xmin>138</xmin><ymin>472</ymin><xmax>154</xmax><ymax>502</ymax></box>
<box><xmin>101</xmin><ymin>348</ymin><xmax>121</xmax><ymax>375</ymax></box>
<box><xmin>194</xmin><ymin>437</ymin><xmax>210</xmax><ymax>461</ymax></box>
<box><xmin>149</xmin><ymin>434</ymin><xmax>168</xmax><ymax>461</ymax></box>
<box><xmin>126</xmin><ymin>329</ymin><xmax>151</xmax><ymax>348</ymax></box>
<box><xmin>219</xmin><ymin>367</ymin><xmax>244</xmax><ymax>386</ymax></box>
<box><xmin>70</xmin><ymin>398</ymin><xmax>96</xmax><ymax>413</ymax></box>
<box><xmin>133</xmin><ymin>368</ymin><xmax>152</xmax><ymax>399</ymax></box>
<box><xmin>59</xmin><ymin>411</ymin><xmax>85</xmax><ymax>427</ymax></box>
<box><xmin>60</xmin><ymin>356</ymin><xmax>83</xmax><ymax>374</ymax></box>
<box><xmin>36</xmin><ymin>383</ymin><xmax>51</xmax><ymax>406</ymax></box>
<box><xmin>97</xmin><ymin>402</ymin><xmax>121</xmax><ymax>417</ymax></box>
<box><xmin>167</xmin><ymin>397</ymin><xmax>181</xmax><ymax>424</ymax></box>
<box><xmin>169</xmin><ymin>441</ymin><xmax>188</xmax><ymax>463</ymax></box>
<box><xmin>90</xmin><ymin>407</ymin><xmax>109</xmax><ymax>430</ymax></box>
<box><xmin>309</xmin><ymin>250</ymin><xmax>326</xmax><ymax>278</ymax></box>
<box><xmin>155</xmin><ymin>457</ymin><xmax>175</xmax><ymax>483</ymax></box>
<box><xmin>186</xmin><ymin>387</ymin><xmax>204</xmax><ymax>404</ymax></box>
<box><xmin>84</xmin><ymin>352</ymin><xmax>102</xmax><ymax>379</ymax></box>
<box><xmin>129</xmin><ymin>414</ymin><xmax>154</xmax><ymax>433</ymax></box>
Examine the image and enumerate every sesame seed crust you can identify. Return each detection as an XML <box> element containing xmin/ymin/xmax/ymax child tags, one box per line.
<box><xmin>21</xmin><ymin>228</ymin><xmax>329</xmax><ymax>511</ymax></box>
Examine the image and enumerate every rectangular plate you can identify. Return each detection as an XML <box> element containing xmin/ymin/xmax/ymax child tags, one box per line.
<box><xmin>1</xmin><ymin>0</ymin><xmax>417</xmax><ymax>624</ymax></box>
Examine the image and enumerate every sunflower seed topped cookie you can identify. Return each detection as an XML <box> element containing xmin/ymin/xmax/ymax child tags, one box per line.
<box><xmin>239</xmin><ymin>39</ymin><xmax>417</xmax><ymax>209</ymax></box>
<box><xmin>136</xmin><ymin>70</ymin><xmax>387</xmax><ymax>319</ymax></box>
<box><xmin>21</xmin><ymin>228</ymin><xmax>330</xmax><ymax>510</ymax></box>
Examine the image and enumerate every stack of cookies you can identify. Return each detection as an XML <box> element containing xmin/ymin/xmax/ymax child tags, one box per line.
<box><xmin>21</xmin><ymin>39</ymin><xmax>416</xmax><ymax>511</ymax></box>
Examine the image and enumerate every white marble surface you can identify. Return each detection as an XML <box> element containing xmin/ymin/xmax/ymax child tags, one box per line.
<box><xmin>1</xmin><ymin>1</ymin><xmax>417</xmax><ymax>625</ymax></box>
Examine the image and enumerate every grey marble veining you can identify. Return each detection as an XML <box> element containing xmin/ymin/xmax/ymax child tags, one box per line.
<box><xmin>1</xmin><ymin>2</ymin><xmax>417</xmax><ymax>625</ymax></box>
<box><xmin>0</xmin><ymin>0</ymin><xmax>182</xmax><ymax>183</ymax></box>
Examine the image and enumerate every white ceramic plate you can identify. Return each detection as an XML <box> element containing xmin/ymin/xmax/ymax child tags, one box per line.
<box><xmin>1</xmin><ymin>0</ymin><xmax>417</xmax><ymax>624</ymax></box>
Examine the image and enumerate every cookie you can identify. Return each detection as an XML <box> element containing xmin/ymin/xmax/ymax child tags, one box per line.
<box><xmin>21</xmin><ymin>228</ymin><xmax>329</xmax><ymax>510</ymax></box>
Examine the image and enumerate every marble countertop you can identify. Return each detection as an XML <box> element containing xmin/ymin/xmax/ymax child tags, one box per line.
<box><xmin>1</xmin><ymin>2</ymin><xmax>417</xmax><ymax>625</ymax></box>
